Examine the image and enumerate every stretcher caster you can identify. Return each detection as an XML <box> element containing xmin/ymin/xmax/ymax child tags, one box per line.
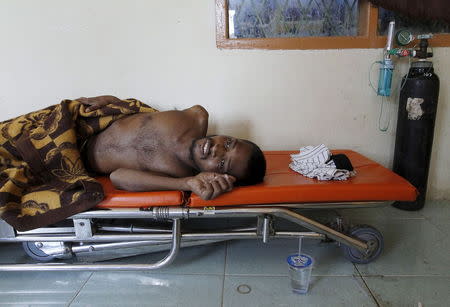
<box><xmin>341</xmin><ymin>225</ymin><xmax>383</xmax><ymax>264</ymax></box>
<box><xmin>22</xmin><ymin>242</ymin><xmax>56</xmax><ymax>262</ymax></box>
<box><xmin>22</xmin><ymin>241</ymin><xmax>71</xmax><ymax>262</ymax></box>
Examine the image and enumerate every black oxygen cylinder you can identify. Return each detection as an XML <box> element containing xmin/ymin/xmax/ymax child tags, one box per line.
<box><xmin>392</xmin><ymin>60</ymin><xmax>440</xmax><ymax>211</ymax></box>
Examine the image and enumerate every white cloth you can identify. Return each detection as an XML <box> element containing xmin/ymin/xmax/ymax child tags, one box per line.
<box><xmin>289</xmin><ymin>144</ymin><xmax>354</xmax><ymax>181</ymax></box>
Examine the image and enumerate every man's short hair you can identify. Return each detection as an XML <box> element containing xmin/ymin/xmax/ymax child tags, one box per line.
<box><xmin>236</xmin><ymin>140</ymin><xmax>266</xmax><ymax>186</ymax></box>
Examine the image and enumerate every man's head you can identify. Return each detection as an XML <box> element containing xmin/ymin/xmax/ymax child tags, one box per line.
<box><xmin>189</xmin><ymin>135</ymin><xmax>266</xmax><ymax>186</ymax></box>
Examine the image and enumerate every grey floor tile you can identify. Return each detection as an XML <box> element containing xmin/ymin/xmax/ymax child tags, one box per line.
<box><xmin>377</xmin><ymin>203</ymin><xmax>428</xmax><ymax>220</ymax></box>
<box><xmin>223</xmin><ymin>275</ymin><xmax>377</xmax><ymax>307</ymax></box>
<box><xmin>428</xmin><ymin>217</ymin><xmax>450</xmax><ymax>234</ymax></box>
<box><xmin>420</xmin><ymin>200</ymin><xmax>450</xmax><ymax>233</ymax></box>
<box><xmin>225</xmin><ymin>238</ymin><xmax>357</xmax><ymax>276</ymax></box>
<box><xmin>419</xmin><ymin>200</ymin><xmax>450</xmax><ymax>220</ymax></box>
<box><xmin>0</xmin><ymin>271</ymin><xmax>91</xmax><ymax>306</ymax></box>
<box><xmin>100</xmin><ymin>241</ymin><xmax>227</xmax><ymax>275</ymax></box>
<box><xmin>337</xmin><ymin>206</ymin><xmax>388</xmax><ymax>221</ymax></box>
<box><xmin>355</xmin><ymin>218</ymin><xmax>450</xmax><ymax>276</ymax></box>
<box><xmin>364</xmin><ymin>276</ymin><xmax>450</xmax><ymax>307</ymax></box>
<box><xmin>70</xmin><ymin>272</ymin><xmax>223</xmax><ymax>307</ymax></box>
<box><xmin>0</xmin><ymin>200</ymin><xmax>448</xmax><ymax>306</ymax></box>
<box><xmin>337</xmin><ymin>200</ymin><xmax>449</xmax><ymax>224</ymax></box>
<box><xmin>337</xmin><ymin>204</ymin><xmax>426</xmax><ymax>222</ymax></box>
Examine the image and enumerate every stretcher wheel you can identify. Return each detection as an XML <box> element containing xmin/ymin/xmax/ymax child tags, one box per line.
<box><xmin>341</xmin><ymin>225</ymin><xmax>383</xmax><ymax>264</ymax></box>
<box><xmin>22</xmin><ymin>242</ymin><xmax>56</xmax><ymax>262</ymax></box>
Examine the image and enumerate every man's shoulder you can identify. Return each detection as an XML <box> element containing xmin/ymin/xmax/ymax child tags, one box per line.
<box><xmin>191</xmin><ymin>105</ymin><xmax>208</xmax><ymax>114</ymax></box>
<box><xmin>185</xmin><ymin>105</ymin><xmax>208</xmax><ymax>119</ymax></box>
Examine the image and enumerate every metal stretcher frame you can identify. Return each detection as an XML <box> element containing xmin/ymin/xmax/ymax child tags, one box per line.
<box><xmin>0</xmin><ymin>150</ymin><xmax>417</xmax><ymax>271</ymax></box>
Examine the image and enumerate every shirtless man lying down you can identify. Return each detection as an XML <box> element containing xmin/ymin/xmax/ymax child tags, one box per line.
<box><xmin>79</xmin><ymin>95</ymin><xmax>266</xmax><ymax>200</ymax></box>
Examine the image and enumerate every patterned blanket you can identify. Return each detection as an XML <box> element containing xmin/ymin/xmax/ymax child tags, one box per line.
<box><xmin>0</xmin><ymin>98</ymin><xmax>157</xmax><ymax>231</ymax></box>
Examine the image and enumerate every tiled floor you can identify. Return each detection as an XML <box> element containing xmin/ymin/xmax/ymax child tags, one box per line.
<box><xmin>0</xmin><ymin>200</ymin><xmax>449</xmax><ymax>306</ymax></box>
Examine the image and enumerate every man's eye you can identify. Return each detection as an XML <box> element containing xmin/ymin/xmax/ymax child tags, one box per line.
<box><xmin>218</xmin><ymin>160</ymin><xmax>225</xmax><ymax>171</ymax></box>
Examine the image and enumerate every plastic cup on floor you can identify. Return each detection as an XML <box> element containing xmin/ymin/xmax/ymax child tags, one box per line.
<box><xmin>287</xmin><ymin>254</ymin><xmax>314</xmax><ymax>294</ymax></box>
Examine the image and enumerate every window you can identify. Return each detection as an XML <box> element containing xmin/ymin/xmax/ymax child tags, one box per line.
<box><xmin>216</xmin><ymin>0</ymin><xmax>450</xmax><ymax>49</ymax></box>
<box><xmin>228</xmin><ymin>0</ymin><xmax>359</xmax><ymax>38</ymax></box>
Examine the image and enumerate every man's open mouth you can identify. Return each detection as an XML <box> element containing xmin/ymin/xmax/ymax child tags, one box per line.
<box><xmin>202</xmin><ymin>138</ymin><xmax>211</xmax><ymax>158</ymax></box>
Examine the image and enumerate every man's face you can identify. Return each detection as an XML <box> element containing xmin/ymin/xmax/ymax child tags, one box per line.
<box><xmin>190</xmin><ymin>135</ymin><xmax>252</xmax><ymax>180</ymax></box>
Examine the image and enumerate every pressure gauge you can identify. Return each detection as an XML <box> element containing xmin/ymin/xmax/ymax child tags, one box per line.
<box><xmin>396</xmin><ymin>29</ymin><xmax>414</xmax><ymax>46</ymax></box>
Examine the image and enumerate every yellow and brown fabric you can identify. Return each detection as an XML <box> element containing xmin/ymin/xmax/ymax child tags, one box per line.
<box><xmin>0</xmin><ymin>98</ymin><xmax>157</xmax><ymax>231</ymax></box>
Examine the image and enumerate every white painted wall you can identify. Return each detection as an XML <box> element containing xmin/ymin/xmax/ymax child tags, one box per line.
<box><xmin>0</xmin><ymin>0</ymin><xmax>448</xmax><ymax>199</ymax></box>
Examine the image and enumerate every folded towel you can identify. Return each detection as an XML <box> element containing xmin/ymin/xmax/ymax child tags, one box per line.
<box><xmin>289</xmin><ymin>145</ymin><xmax>355</xmax><ymax>181</ymax></box>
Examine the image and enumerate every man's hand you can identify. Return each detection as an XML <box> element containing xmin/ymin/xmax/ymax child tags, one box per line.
<box><xmin>186</xmin><ymin>172</ymin><xmax>236</xmax><ymax>200</ymax></box>
<box><xmin>76</xmin><ymin>95</ymin><xmax>122</xmax><ymax>112</ymax></box>
<box><xmin>110</xmin><ymin>169</ymin><xmax>235</xmax><ymax>199</ymax></box>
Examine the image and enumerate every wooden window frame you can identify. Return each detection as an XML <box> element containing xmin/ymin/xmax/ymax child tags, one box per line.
<box><xmin>216</xmin><ymin>0</ymin><xmax>450</xmax><ymax>49</ymax></box>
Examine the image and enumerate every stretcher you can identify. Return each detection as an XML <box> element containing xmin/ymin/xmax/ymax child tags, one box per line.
<box><xmin>0</xmin><ymin>150</ymin><xmax>417</xmax><ymax>271</ymax></box>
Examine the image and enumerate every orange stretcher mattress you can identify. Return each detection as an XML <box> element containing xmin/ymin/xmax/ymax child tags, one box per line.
<box><xmin>95</xmin><ymin>177</ymin><xmax>185</xmax><ymax>208</ymax></box>
<box><xmin>95</xmin><ymin>150</ymin><xmax>418</xmax><ymax>209</ymax></box>
<box><xmin>188</xmin><ymin>150</ymin><xmax>418</xmax><ymax>207</ymax></box>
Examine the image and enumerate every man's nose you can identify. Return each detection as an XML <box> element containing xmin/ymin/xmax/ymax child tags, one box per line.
<box><xmin>211</xmin><ymin>144</ymin><xmax>224</xmax><ymax>158</ymax></box>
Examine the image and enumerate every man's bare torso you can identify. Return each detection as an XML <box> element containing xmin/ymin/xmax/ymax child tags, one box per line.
<box><xmin>86</xmin><ymin>106</ymin><xmax>208</xmax><ymax>177</ymax></box>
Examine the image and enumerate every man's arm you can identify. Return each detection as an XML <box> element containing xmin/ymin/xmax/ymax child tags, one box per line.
<box><xmin>110</xmin><ymin>169</ymin><xmax>236</xmax><ymax>200</ymax></box>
